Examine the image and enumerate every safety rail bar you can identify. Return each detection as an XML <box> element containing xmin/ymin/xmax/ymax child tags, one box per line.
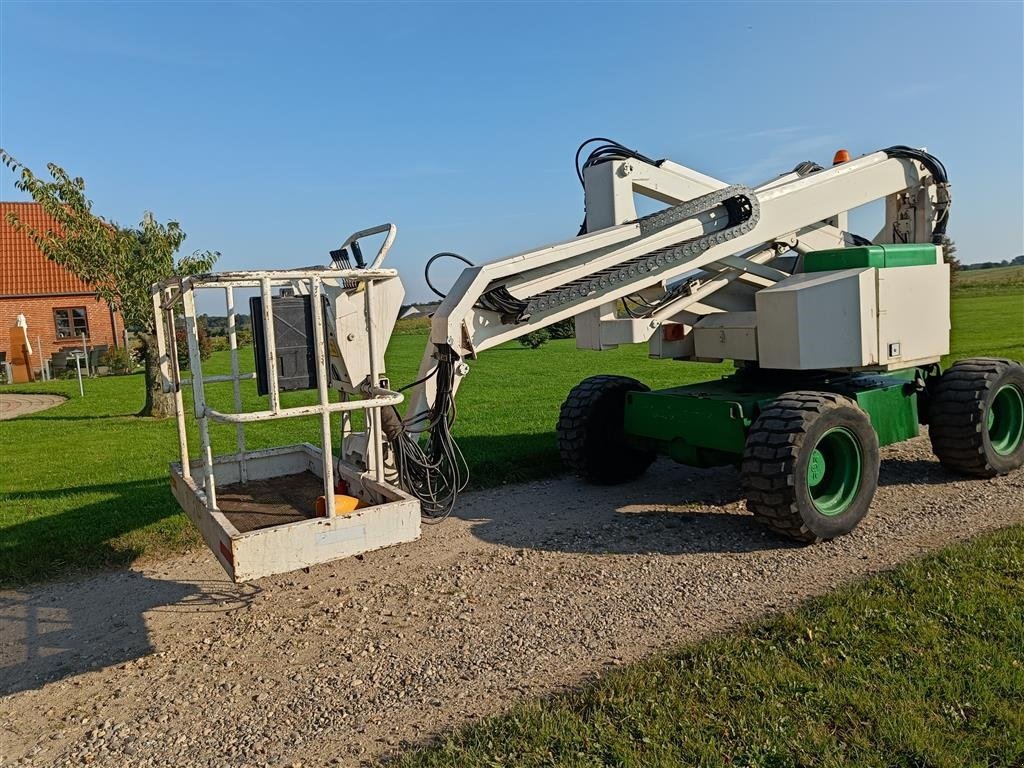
<box><xmin>204</xmin><ymin>386</ymin><xmax>403</xmax><ymax>424</ymax></box>
<box><xmin>152</xmin><ymin>262</ymin><xmax>400</xmax><ymax>521</ymax></box>
<box><xmin>179</xmin><ymin>372</ymin><xmax>258</xmax><ymax>386</ymax></box>
<box><xmin>190</xmin><ymin>267</ymin><xmax>398</xmax><ymax>284</ymax></box>
<box><xmin>332</xmin><ymin>223</ymin><xmax>397</xmax><ymax>270</ymax></box>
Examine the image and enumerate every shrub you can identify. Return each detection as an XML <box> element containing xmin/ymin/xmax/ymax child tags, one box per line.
<box><xmin>101</xmin><ymin>347</ymin><xmax>135</xmax><ymax>374</ymax></box>
<box><xmin>175</xmin><ymin>320</ymin><xmax>212</xmax><ymax>369</ymax></box>
<box><xmin>210</xmin><ymin>335</ymin><xmax>231</xmax><ymax>352</ymax></box>
<box><xmin>518</xmin><ymin>320</ymin><xmax>573</xmax><ymax>349</ymax></box>
<box><xmin>519</xmin><ymin>329</ymin><xmax>551</xmax><ymax>349</ymax></box>
<box><xmin>548</xmin><ymin>318</ymin><xmax>576</xmax><ymax>339</ymax></box>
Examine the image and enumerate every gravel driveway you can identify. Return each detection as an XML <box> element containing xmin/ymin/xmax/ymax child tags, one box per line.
<box><xmin>2</xmin><ymin>434</ymin><xmax>1022</xmax><ymax>767</ymax></box>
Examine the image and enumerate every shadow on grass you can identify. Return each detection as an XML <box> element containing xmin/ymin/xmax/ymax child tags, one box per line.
<box><xmin>0</xmin><ymin>478</ymin><xmax>184</xmax><ymax>587</ymax></box>
<box><xmin>11</xmin><ymin>413</ymin><xmax>139</xmax><ymax>422</ymax></box>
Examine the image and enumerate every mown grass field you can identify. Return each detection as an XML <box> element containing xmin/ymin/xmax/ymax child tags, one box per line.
<box><xmin>1</xmin><ymin>290</ymin><xmax>1022</xmax><ymax>584</ymax></box>
<box><xmin>953</xmin><ymin>264</ymin><xmax>1024</xmax><ymax>296</ymax></box>
<box><xmin>390</xmin><ymin>526</ymin><xmax>1024</xmax><ymax>768</ymax></box>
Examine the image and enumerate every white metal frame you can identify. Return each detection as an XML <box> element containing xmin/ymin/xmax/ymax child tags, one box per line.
<box><xmin>152</xmin><ymin>262</ymin><xmax>419</xmax><ymax>581</ymax></box>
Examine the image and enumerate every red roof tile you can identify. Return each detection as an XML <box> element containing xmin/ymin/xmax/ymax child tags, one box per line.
<box><xmin>1</xmin><ymin>201</ymin><xmax>96</xmax><ymax>296</ymax></box>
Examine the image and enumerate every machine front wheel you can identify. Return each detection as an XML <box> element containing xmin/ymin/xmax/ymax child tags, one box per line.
<box><xmin>557</xmin><ymin>375</ymin><xmax>655</xmax><ymax>484</ymax></box>
<box><xmin>929</xmin><ymin>358</ymin><xmax>1024</xmax><ymax>477</ymax></box>
<box><xmin>741</xmin><ymin>391</ymin><xmax>880</xmax><ymax>543</ymax></box>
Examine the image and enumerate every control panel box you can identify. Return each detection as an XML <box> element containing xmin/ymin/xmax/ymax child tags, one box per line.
<box><xmin>693</xmin><ymin>311</ymin><xmax>758</xmax><ymax>361</ymax></box>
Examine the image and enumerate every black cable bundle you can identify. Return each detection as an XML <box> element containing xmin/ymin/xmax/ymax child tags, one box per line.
<box><xmin>424</xmin><ymin>250</ymin><xmax>530</xmax><ymax>322</ymax></box>
<box><xmin>574</xmin><ymin>138</ymin><xmax>664</xmax><ymax>235</ymax></box>
<box><xmin>424</xmin><ymin>252</ymin><xmax>474</xmax><ymax>299</ymax></box>
<box><xmin>476</xmin><ymin>285</ymin><xmax>529</xmax><ymax>322</ymax></box>
<box><xmin>386</xmin><ymin>347</ymin><xmax>469</xmax><ymax>522</ymax></box>
<box><xmin>574</xmin><ymin>137</ymin><xmax>662</xmax><ymax>185</ymax></box>
<box><xmin>882</xmin><ymin>146</ymin><xmax>951</xmax><ymax>244</ymax></box>
<box><xmin>621</xmin><ymin>292</ymin><xmax>660</xmax><ymax>318</ymax></box>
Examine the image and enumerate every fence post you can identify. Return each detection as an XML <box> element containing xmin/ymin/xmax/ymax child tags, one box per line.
<box><xmin>37</xmin><ymin>335</ymin><xmax>46</xmax><ymax>380</ymax></box>
<box><xmin>74</xmin><ymin>354</ymin><xmax>84</xmax><ymax>396</ymax></box>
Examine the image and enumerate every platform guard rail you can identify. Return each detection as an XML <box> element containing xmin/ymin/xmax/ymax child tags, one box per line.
<box><xmin>151</xmin><ymin>262</ymin><xmax>419</xmax><ymax>580</ymax></box>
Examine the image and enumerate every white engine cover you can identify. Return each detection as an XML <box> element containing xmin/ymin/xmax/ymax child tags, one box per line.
<box><xmin>755</xmin><ymin>264</ymin><xmax>949</xmax><ymax>371</ymax></box>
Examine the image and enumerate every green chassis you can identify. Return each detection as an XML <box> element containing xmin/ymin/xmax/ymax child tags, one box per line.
<box><xmin>623</xmin><ymin>367</ymin><xmax>927</xmax><ymax>468</ymax></box>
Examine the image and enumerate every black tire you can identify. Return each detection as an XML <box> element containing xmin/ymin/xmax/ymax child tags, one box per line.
<box><xmin>557</xmin><ymin>375</ymin><xmax>655</xmax><ymax>484</ymax></box>
<box><xmin>928</xmin><ymin>358</ymin><xmax>1024</xmax><ymax>477</ymax></box>
<box><xmin>741</xmin><ymin>391</ymin><xmax>880</xmax><ymax>543</ymax></box>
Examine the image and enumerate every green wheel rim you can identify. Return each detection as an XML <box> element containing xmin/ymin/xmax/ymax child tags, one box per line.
<box><xmin>988</xmin><ymin>383</ymin><xmax>1024</xmax><ymax>456</ymax></box>
<box><xmin>806</xmin><ymin>427</ymin><xmax>862</xmax><ymax>517</ymax></box>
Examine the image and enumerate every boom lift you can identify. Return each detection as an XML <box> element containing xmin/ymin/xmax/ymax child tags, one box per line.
<box><xmin>155</xmin><ymin>140</ymin><xmax>1024</xmax><ymax>581</ymax></box>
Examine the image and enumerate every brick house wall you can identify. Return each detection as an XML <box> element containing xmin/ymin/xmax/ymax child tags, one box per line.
<box><xmin>1</xmin><ymin>201</ymin><xmax>123</xmax><ymax>369</ymax></box>
<box><xmin>0</xmin><ymin>295</ymin><xmax>122</xmax><ymax>364</ymax></box>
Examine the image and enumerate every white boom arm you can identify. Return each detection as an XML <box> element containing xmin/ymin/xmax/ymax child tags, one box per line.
<box><xmin>403</xmin><ymin>147</ymin><xmax>948</xmax><ymax>422</ymax></box>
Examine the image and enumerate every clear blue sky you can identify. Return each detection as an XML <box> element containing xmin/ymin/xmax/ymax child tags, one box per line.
<box><xmin>2</xmin><ymin>1</ymin><xmax>1022</xmax><ymax>302</ymax></box>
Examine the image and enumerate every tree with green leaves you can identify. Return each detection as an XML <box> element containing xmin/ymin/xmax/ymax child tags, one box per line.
<box><xmin>1</xmin><ymin>151</ymin><xmax>218</xmax><ymax>417</ymax></box>
<box><xmin>942</xmin><ymin>237</ymin><xmax>961</xmax><ymax>278</ymax></box>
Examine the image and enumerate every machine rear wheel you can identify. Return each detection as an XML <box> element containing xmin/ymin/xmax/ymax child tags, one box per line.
<box><xmin>929</xmin><ymin>358</ymin><xmax>1024</xmax><ymax>477</ymax></box>
<box><xmin>557</xmin><ymin>375</ymin><xmax>655</xmax><ymax>484</ymax></box>
<box><xmin>741</xmin><ymin>391</ymin><xmax>880</xmax><ymax>542</ymax></box>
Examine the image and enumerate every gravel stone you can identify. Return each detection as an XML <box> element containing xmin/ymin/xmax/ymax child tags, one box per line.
<box><xmin>1</xmin><ymin>433</ymin><xmax>1021</xmax><ymax>767</ymax></box>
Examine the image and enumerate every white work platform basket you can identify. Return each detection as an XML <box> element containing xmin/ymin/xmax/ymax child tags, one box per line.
<box><xmin>152</xmin><ymin>261</ymin><xmax>419</xmax><ymax>582</ymax></box>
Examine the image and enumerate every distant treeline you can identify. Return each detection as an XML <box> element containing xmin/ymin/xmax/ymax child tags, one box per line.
<box><xmin>961</xmin><ymin>255</ymin><xmax>1024</xmax><ymax>271</ymax></box>
<box><xmin>199</xmin><ymin>313</ymin><xmax>252</xmax><ymax>336</ymax></box>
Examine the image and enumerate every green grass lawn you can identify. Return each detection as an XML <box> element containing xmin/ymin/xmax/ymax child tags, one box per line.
<box><xmin>1</xmin><ymin>291</ymin><xmax>1022</xmax><ymax>584</ymax></box>
<box><xmin>948</xmin><ymin>292</ymin><xmax>1024</xmax><ymax>360</ymax></box>
<box><xmin>389</xmin><ymin>526</ymin><xmax>1024</xmax><ymax>768</ymax></box>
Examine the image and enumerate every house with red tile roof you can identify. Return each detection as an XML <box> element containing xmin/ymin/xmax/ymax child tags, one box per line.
<box><xmin>1</xmin><ymin>202</ymin><xmax>123</xmax><ymax>374</ymax></box>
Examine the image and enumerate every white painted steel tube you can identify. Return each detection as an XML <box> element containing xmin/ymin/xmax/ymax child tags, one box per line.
<box><xmin>179</xmin><ymin>372</ymin><xmax>258</xmax><ymax>386</ymax></box>
<box><xmin>225</xmin><ymin>286</ymin><xmax>248</xmax><ymax>484</ymax></box>
<box><xmin>259</xmin><ymin>277</ymin><xmax>281</xmax><ymax>414</ymax></box>
<box><xmin>191</xmin><ymin>268</ymin><xmax>397</xmax><ymax>286</ymax></box>
<box><xmin>364</xmin><ymin>279</ymin><xmax>385</xmax><ymax>484</ymax></box>
<box><xmin>182</xmin><ymin>286</ymin><xmax>217</xmax><ymax>509</ymax></box>
<box><xmin>204</xmin><ymin>388</ymin><xmax>403</xmax><ymax>424</ymax></box>
<box><xmin>310</xmin><ymin>276</ymin><xmax>337</xmax><ymax>518</ymax></box>
<box><xmin>333</xmin><ymin>223</ymin><xmax>397</xmax><ymax>270</ymax></box>
<box><xmin>152</xmin><ymin>287</ymin><xmax>191</xmax><ymax>482</ymax></box>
